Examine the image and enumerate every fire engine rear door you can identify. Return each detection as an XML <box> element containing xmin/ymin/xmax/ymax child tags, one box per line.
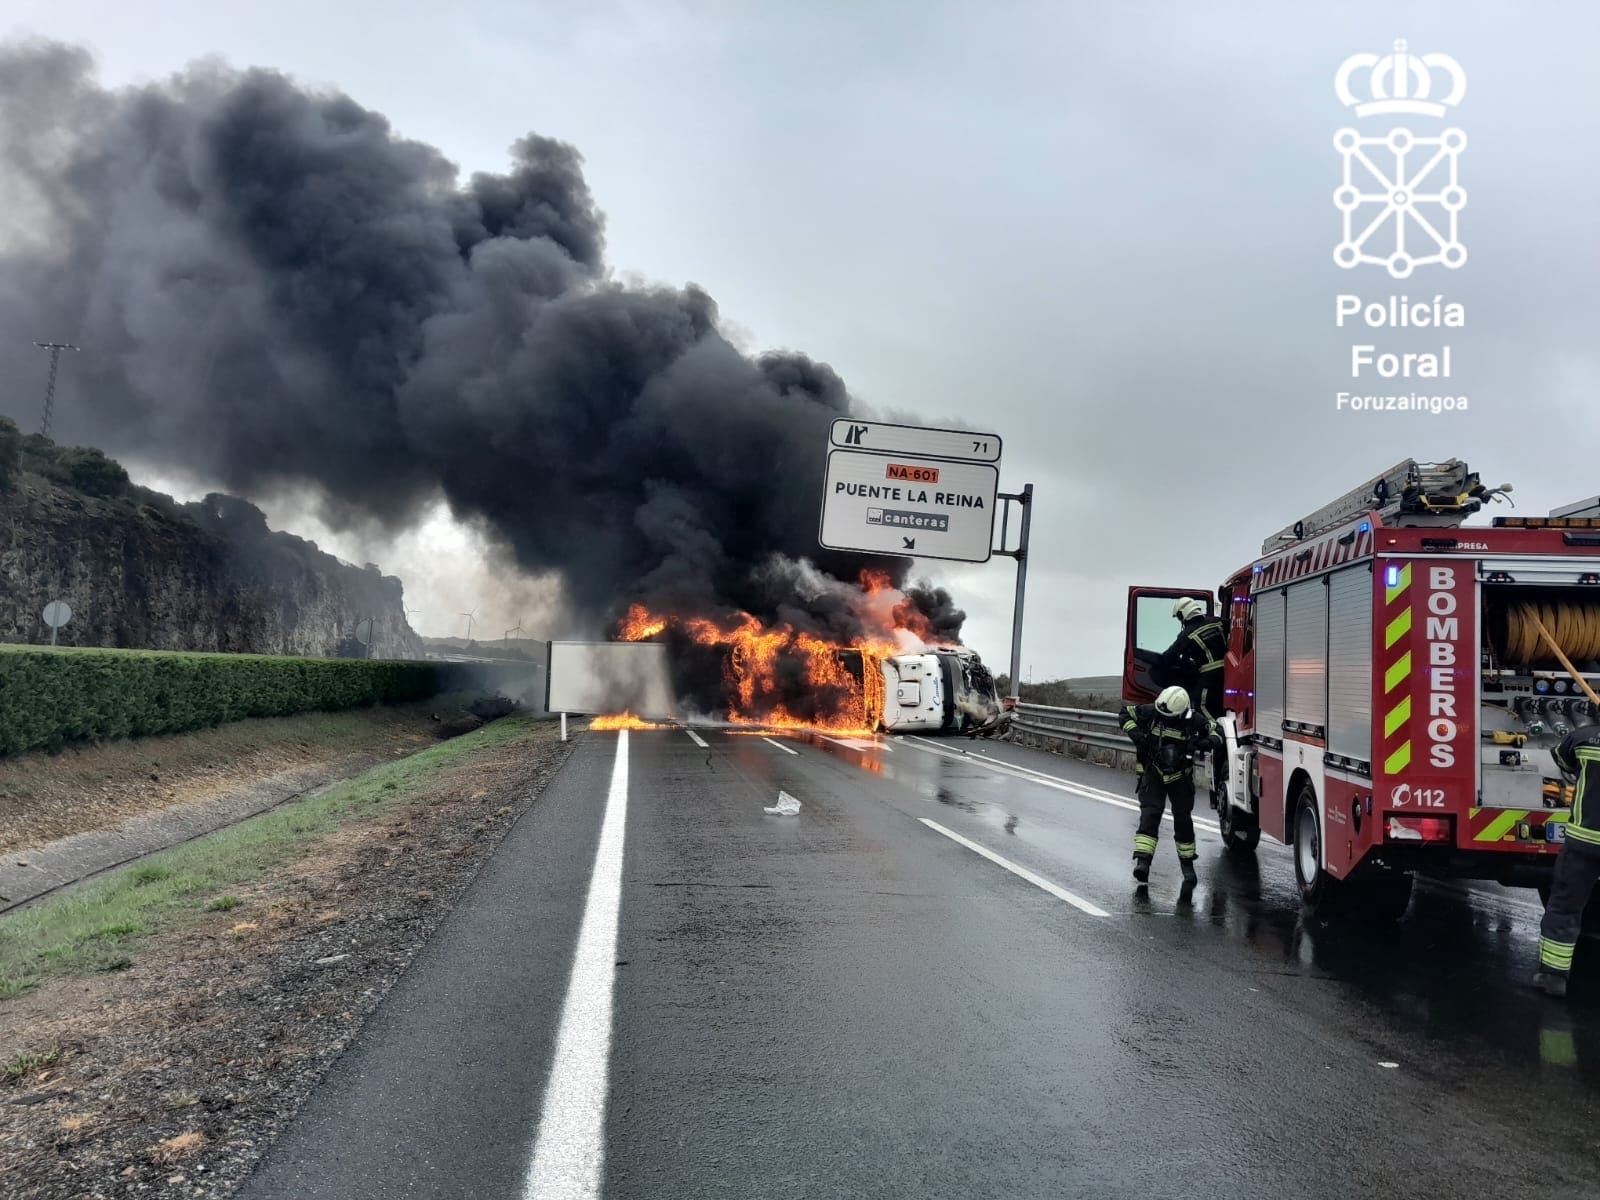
<box><xmin>1123</xmin><ymin>586</ymin><xmax>1215</xmax><ymax>704</ymax></box>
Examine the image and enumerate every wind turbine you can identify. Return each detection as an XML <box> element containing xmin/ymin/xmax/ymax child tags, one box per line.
<box><xmin>462</xmin><ymin>608</ymin><xmax>477</xmax><ymax>643</ymax></box>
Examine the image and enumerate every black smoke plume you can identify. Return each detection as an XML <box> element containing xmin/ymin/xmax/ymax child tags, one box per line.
<box><xmin>0</xmin><ymin>41</ymin><xmax>964</xmax><ymax>647</ymax></box>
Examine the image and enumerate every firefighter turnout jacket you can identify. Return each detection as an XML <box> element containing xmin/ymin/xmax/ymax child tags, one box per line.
<box><xmin>1160</xmin><ymin>615</ymin><xmax>1227</xmax><ymax>696</ymax></box>
<box><xmin>1553</xmin><ymin>725</ymin><xmax>1600</xmax><ymax>850</ymax></box>
<box><xmin>1537</xmin><ymin>724</ymin><xmax>1600</xmax><ymax>984</ymax></box>
<box><xmin>1119</xmin><ymin>703</ymin><xmax>1219</xmax><ymax>784</ymax></box>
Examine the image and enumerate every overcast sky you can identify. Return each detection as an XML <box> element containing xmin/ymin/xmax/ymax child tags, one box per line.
<box><xmin>4</xmin><ymin>1</ymin><xmax>1597</xmax><ymax>677</ymax></box>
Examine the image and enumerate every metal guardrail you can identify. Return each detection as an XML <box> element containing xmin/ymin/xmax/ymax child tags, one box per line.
<box><xmin>1009</xmin><ymin>702</ymin><xmax>1137</xmax><ymax>771</ymax></box>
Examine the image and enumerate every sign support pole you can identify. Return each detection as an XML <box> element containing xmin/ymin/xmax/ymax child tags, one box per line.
<box><xmin>995</xmin><ymin>484</ymin><xmax>1033</xmax><ymax>701</ymax></box>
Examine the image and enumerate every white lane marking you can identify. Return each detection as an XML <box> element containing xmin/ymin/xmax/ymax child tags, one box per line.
<box><xmin>902</xmin><ymin>736</ymin><xmax>1221</xmax><ymax>835</ymax></box>
<box><xmin>825</xmin><ymin>736</ymin><xmax>891</xmax><ymax>753</ymax></box>
<box><xmin>762</xmin><ymin>737</ymin><xmax>799</xmax><ymax>756</ymax></box>
<box><xmin>523</xmin><ymin>729</ymin><xmax>630</xmax><ymax>1200</ymax></box>
<box><xmin>964</xmin><ymin>748</ymin><xmax>1161</xmax><ymax>810</ymax></box>
<box><xmin>919</xmin><ymin>818</ymin><xmax>1110</xmax><ymax>917</ymax></box>
<box><xmin>685</xmin><ymin>729</ymin><xmax>709</xmax><ymax>748</ymax></box>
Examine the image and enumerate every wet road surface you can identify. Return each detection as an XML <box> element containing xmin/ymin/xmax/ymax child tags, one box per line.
<box><xmin>239</xmin><ymin>726</ymin><xmax>1600</xmax><ymax>1199</ymax></box>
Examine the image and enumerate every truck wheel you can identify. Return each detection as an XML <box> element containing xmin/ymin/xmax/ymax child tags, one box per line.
<box><xmin>1292</xmin><ymin>782</ymin><xmax>1338</xmax><ymax>910</ymax></box>
<box><xmin>1217</xmin><ymin>796</ymin><xmax>1261</xmax><ymax>854</ymax></box>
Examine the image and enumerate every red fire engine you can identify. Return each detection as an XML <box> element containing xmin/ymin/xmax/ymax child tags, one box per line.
<box><xmin>1123</xmin><ymin>459</ymin><xmax>1600</xmax><ymax>920</ymax></box>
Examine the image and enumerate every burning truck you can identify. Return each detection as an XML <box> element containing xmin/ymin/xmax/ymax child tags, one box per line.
<box><xmin>611</xmin><ymin>570</ymin><xmax>1001</xmax><ymax>735</ymax></box>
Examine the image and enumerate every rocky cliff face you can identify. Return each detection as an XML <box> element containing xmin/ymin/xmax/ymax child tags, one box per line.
<box><xmin>0</xmin><ymin>430</ymin><xmax>424</xmax><ymax>659</ymax></box>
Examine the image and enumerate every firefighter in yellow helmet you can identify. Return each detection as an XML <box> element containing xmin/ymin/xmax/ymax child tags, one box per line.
<box><xmin>1120</xmin><ymin>685</ymin><xmax>1220</xmax><ymax>885</ymax></box>
<box><xmin>1533</xmin><ymin>724</ymin><xmax>1600</xmax><ymax>998</ymax></box>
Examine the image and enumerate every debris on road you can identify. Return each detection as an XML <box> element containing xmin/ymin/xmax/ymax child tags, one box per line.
<box><xmin>764</xmin><ymin>791</ymin><xmax>802</xmax><ymax>816</ymax></box>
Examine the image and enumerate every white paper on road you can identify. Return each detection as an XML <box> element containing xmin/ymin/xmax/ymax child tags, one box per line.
<box><xmin>764</xmin><ymin>790</ymin><xmax>802</xmax><ymax>816</ymax></box>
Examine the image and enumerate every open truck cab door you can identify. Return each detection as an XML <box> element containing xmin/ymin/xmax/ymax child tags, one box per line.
<box><xmin>1122</xmin><ymin>584</ymin><xmax>1259</xmax><ymax>852</ymax></box>
<box><xmin>1121</xmin><ymin>586</ymin><xmax>1215</xmax><ymax>705</ymax></box>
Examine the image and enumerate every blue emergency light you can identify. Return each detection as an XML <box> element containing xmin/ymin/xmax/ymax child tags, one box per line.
<box><xmin>1385</xmin><ymin>564</ymin><xmax>1400</xmax><ymax>588</ymax></box>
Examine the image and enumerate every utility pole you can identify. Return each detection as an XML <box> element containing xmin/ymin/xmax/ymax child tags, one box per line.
<box><xmin>32</xmin><ymin>341</ymin><xmax>79</xmax><ymax>438</ymax></box>
<box><xmin>994</xmin><ymin>483</ymin><xmax>1034</xmax><ymax>702</ymax></box>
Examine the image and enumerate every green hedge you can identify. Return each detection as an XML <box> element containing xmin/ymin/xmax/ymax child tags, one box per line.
<box><xmin>0</xmin><ymin>645</ymin><xmax>447</xmax><ymax>757</ymax></box>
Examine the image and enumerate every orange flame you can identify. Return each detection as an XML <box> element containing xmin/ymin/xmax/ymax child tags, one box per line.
<box><xmin>618</xmin><ymin>604</ymin><xmax>667</xmax><ymax>640</ymax></box>
<box><xmin>588</xmin><ymin>711</ymin><xmax>672</xmax><ymax>731</ymax></box>
<box><xmin>616</xmin><ymin>605</ymin><xmax>907</xmax><ymax>735</ymax></box>
<box><xmin>859</xmin><ymin>568</ymin><xmax>895</xmax><ymax>596</ymax></box>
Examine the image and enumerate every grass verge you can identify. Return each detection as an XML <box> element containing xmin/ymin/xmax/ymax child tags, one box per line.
<box><xmin>0</xmin><ymin>690</ymin><xmax>498</xmax><ymax>853</ymax></box>
<box><xmin>0</xmin><ymin>712</ymin><xmax>546</xmax><ymax>1000</ymax></box>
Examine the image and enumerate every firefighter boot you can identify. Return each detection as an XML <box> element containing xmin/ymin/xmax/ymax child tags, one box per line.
<box><xmin>1179</xmin><ymin>857</ymin><xmax>1198</xmax><ymax>885</ymax></box>
<box><xmin>1132</xmin><ymin>854</ymin><xmax>1151</xmax><ymax>884</ymax></box>
<box><xmin>1533</xmin><ymin>970</ymin><xmax>1569</xmax><ymax>999</ymax></box>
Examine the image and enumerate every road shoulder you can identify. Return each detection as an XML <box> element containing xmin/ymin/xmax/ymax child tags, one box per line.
<box><xmin>0</xmin><ymin>714</ymin><xmax>572</xmax><ymax>1200</ymax></box>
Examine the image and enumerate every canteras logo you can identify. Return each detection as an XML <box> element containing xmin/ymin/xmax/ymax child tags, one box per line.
<box><xmin>1333</xmin><ymin>40</ymin><xmax>1466</xmax><ymax>279</ymax></box>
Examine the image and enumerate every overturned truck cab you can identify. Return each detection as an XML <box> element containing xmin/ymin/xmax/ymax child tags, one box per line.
<box><xmin>879</xmin><ymin>647</ymin><xmax>1000</xmax><ymax>734</ymax></box>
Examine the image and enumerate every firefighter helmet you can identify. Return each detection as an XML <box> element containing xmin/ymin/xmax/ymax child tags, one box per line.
<box><xmin>1173</xmin><ymin>597</ymin><xmax>1206</xmax><ymax>622</ymax></box>
<box><xmin>1156</xmin><ymin>685</ymin><xmax>1190</xmax><ymax>717</ymax></box>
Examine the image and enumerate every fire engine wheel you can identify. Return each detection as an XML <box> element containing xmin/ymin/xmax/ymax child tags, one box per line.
<box><xmin>1217</xmin><ymin>797</ymin><xmax>1260</xmax><ymax>853</ymax></box>
<box><xmin>1291</xmin><ymin>784</ymin><xmax>1337</xmax><ymax>910</ymax></box>
<box><xmin>1293</xmin><ymin>782</ymin><xmax>1413</xmax><ymax>922</ymax></box>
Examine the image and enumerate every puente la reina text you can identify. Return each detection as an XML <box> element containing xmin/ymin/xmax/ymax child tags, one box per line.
<box><xmin>833</xmin><ymin>482</ymin><xmax>987</xmax><ymax>508</ymax></box>
<box><xmin>1338</xmin><ymin>293</ymin><xmax>1464</xmax><ymax>380</ymax></box>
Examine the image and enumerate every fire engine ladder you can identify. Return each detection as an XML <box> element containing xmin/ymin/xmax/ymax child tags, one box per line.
<box><xmin>1262</xmin><ymin>458</ymin><xmax>1494</xmax><ymax>553</ymax></box>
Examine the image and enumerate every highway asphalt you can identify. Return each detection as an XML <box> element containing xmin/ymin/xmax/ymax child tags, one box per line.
<box><xmin>238</xmin><ymin>725</ymin><xmax>1600</xmax><ymax>1200</ymax></box>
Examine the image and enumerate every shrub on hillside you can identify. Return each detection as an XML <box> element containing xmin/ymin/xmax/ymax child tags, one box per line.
<box><xmin>15</xmin><ymin>434</ymin><xmax>131</xmax><ymax>499</ymax></box>
<box><xmin>0</xmin><ymin>416</ymin><xmax>20</xmax><ymax>491</ymax></box>
<box><xmin>46</xmin><ymin>447</ymin><xmax>131</xmax><ymax>498</ymax></box>
<box><xmin>996</xmin><ymin>676</ymin><xmax>1121</xmax><ymax>712</ymax></box>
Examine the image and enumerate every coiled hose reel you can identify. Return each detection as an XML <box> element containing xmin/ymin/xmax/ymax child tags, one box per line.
<box><xmin>1495</xmin><ymin>600</ymin><xmax>1600</xmax><ymax>668</ymax></box>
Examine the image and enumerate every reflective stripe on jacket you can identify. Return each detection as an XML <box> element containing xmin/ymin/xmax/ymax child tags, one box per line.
<box><xmin>1554</xmin><ymin>728</ymin><xmax>1600</xmax><ymax>848</ymax></box>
